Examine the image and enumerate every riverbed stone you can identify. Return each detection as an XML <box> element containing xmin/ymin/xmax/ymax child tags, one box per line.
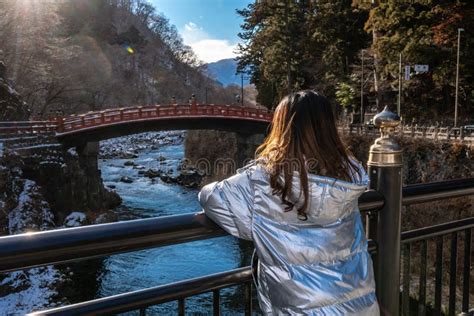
<box><xmin>119</xmin><ymin>176</ymin><xmax>133</xmax><ymax>183</ymax></box>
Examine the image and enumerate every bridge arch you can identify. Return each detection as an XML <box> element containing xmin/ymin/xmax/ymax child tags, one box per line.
<box><xmin>56</xmin><ymin>104</ymin><xmax>272</xmax><ymax>147</ymax></box>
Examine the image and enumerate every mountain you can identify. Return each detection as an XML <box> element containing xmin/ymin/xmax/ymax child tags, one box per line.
<box><xmin>206</xmin><ymin>59</ymin><xmax>242</xmax><ymax>87</ymax></box>
<box><xmin>0</xmin><ymin>1</ymin><xmax>242</xmax><ymax>117</ymax></box>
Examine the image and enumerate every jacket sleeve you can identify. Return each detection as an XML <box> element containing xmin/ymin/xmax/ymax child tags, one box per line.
<box><xmin>198</xmin><ymin>166</ymin><xmax>254</xmax><ymax>241</ymax></box>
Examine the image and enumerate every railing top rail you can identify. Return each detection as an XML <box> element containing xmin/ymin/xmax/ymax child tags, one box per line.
<box><xmin>402</xmin><ymin>177</ymin><xmax>474</xmax><ymax>205</ymax></box>
<box><xmin>0</xmin><ymin>120</ymin><xmax>53</xmax><ymax>125</ymax></box>
<box><xmin>0</xmin><ymin>189</ymin><xmax>383</xmax><ymax>274</ymax></box>
<box><xmin>401</xmin><ymin>217</ymin><xmax>474</xmax><ymax>243</ymax></box>
<box><xmin>0</xmin><ymin>213</ymin><xmax>225</xmax><ymax>273</ymax></box>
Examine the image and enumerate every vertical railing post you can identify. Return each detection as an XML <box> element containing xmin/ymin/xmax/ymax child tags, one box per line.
<box><xmin>367</xmin><ymin>106</ymin><xmax>403</xmax><ymax>316</ymax></box>
<box><xmin>191</xmin><ymin>94</ymin><xmax>197</xmax><ymax>115</ymax></box>
<box><xmin>138</xmin><ymin>106</ymin><xmax>143</xmax><ymax>119</ymax></box>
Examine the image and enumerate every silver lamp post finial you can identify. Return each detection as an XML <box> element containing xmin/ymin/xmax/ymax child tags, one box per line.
<box><xmin>368</xmin><ymin>106</ymin><xmax>403</xmax><ymax>167</ymax></box>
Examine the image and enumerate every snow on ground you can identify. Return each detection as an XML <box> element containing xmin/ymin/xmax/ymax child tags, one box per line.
<box><xmin>0</xmin><ymin>266</ymin><xmax>65</xmax><ymax>315</ymax></box>
<box><xmin>1</xmin><ymin>180</ymin><xmax>66</xmax><ymax>315</ymax></box>
<box><xmin>8</xmin><ymin>180</ymin><xmax>54</xmax><ymax>235</ymax></box>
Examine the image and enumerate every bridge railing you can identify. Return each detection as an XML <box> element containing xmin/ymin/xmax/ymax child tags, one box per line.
<box><xmin>0</xmin><ymin>120</ymin><xmax>57</xmax><ymax>135</ymax></box>
<box><xmin>58</xmin><ymin>104</ymin><xmax>273</xmax><ymax>134</ymax></box>
<box><xmin>0</xmin><ymin>104</ymin><xmax>273</xmax><ymax>135</ymax></box>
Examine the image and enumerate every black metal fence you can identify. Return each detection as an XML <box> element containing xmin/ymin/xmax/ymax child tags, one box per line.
<box><xmin>0</xmin><ymin>179</ymin><xmax>471</xmax><ymax>315</ymax></box>
<box><xmin>401</xmin><ymin>218</ymin><xmax>473</xmax><ymax>316</ymax></box>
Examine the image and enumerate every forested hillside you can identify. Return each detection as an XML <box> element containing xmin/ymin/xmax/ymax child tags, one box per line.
<box><xmin>0</xmin><ymin>0</ymin><xmax>239</xmax><ymax>119</ymax></box>
<box><xmin>237</xmin><ymin>0</ymin><xmax>474</xmax><ymax>123</ymax></box>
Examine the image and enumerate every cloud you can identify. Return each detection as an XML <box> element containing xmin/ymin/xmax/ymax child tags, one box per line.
<box><xmin>180</xmin><ymin>22</ymin><xmax>237</xmax><ymax>63</ymax></box>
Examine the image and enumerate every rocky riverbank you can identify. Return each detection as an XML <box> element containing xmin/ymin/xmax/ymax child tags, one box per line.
<box><xmin>101</xmin><ymin>131</ymin><xmax>203</xmax><ymax>189</ymax></box>
<box><xmin>0</xmin><ymin>140</ymin><xmax>122</xmax><ymax>232</ymax></box>
<box><xmin>99</xmin><ymin>131</ymin><xmax>184</xmax><ymax>159</ymax></box>
<box><xmin>0</xmin><ymin>136</ymin><xmax>121</xmax><ymax>312</ymax></box>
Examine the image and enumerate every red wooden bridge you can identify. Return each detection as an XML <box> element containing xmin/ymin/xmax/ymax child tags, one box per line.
<box><xmin>0</xmin><ymin>103</ymin><xmax>273</xmax><ymax>144</ymax></box>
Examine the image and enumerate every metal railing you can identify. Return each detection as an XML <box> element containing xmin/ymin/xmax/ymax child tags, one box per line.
<box><xmin>0</xmin><ymin>179</ymin><xmax>472</xmax><ymax>315</ymax></box>
<box><xmin>400</xmin><ymin>219</ymin><xmax>473</xmax><ymax>316</ymax></box>
<box><xmin>0</xmin><ymin>107</ymin><xmax>472</xmax><ymax>315</ymax></box>
<box><xmin>0</xmin><ymin>191</ymin><xmax>384</xmax><ymax>273</ymax></box>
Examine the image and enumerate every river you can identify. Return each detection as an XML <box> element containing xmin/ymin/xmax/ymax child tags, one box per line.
<box><xmin>90</xmin><ymin>132</ymin><xmax>256</xmax><ymax>315</ymax></box>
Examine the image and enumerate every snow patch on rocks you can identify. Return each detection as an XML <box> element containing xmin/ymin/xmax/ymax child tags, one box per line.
<box><xmin>63</xmin><ymin>212</ymin><xmax>87</xmax><ymax>227</ymax></box>
<box><xmin>8</xmin><ymin>179</ymin><xmax>54</xmax><ymax>235</ymax></box>
<box><xmin>67</xmin><ymin>148</ymin><xmax>78</xmax><ymax>157</ymax></box>
<box><xmin>0</xmin><ymin>266</ymin><xmax>65</xmax><ymax>314</ymax></box>
<box><xmin>1</xmin><ymin>180</ymin><xmax>65</xmax><ymax>315</ymax></box>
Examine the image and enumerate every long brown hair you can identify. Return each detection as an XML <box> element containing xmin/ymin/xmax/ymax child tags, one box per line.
<box><xmin>256</xmin><ymin>90</ymin><xmax>361</xmax><ymax>218</ymax></box>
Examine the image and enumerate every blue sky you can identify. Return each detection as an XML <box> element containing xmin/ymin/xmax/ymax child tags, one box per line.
<box><xmin>151</xmin><ymin>0</ymin><xmax>253</xmax><ymax>63</ymax></box>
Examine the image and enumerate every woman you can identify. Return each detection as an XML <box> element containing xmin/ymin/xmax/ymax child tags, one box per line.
<box><xmin>198</xmin><ymin>90</ymin><xmax>379</xmax><ymax>315</ymax></box>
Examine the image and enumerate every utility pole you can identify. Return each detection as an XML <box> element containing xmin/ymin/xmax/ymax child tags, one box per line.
<box><xmin>360</xmin><ymin>49</ymin><xmax>365</xmax><ymax>124</ymax></box>
<box><xmin>241</xmin><ymin>74</ymin><xmax>244</xmax><ymax>107</ymax></box>
<box><xmin>454</xmin><ymin>28</ymin><xmax>464</xmax><ymax>127</ymax></box>
<box><xmin>398</xmin><ymin>53</ymin><xmax>402</xmax><ymax>116</ymax></box>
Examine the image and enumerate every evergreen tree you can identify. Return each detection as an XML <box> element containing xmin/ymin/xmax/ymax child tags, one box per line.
<box><xmin>237</xmin><ymin>0</ymin><xmax>369</xmax><ymax>109</ymax></box>
<box><xmin>237</xmin><ymin>1</ymin><xmax>311</xmax><ymax>108</ymax></box>
<box><xmin>362</xmin><ymin>0</ymin><xmax>474</xmax><ymax>121</ymax></box>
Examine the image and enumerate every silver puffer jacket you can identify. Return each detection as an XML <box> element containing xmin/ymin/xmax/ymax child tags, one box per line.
<box><xmin>198</xmin><ymin>160</ymin><xmax>380</xmax><ymax>315</ymax></box>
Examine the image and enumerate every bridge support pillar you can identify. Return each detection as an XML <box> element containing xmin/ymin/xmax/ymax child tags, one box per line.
<box><xmin>76</xmin><ymin>141</ymin><xmax>102</xmax><ymax>210</ymax></box>
<box><xmin>76</xmin><ymin>141</ymin><xmax>99</xmax><ymax>170</ymax></box>
<box><xmin>235</xmin><ymin>133</ymin><xmax>265</xmax><ymax>166</ymax></box>
<box><xmin>367</xmin><ymin>106</ymin><xmax>403</xmax><ymax>316</ymax></box>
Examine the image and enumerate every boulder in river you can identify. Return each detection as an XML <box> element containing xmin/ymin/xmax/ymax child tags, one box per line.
<box><xmin>144</xmin><ymin>169</ymin><xmax>161</xmax><ymax>178</ymax></box>
<box><xmin>119</xmin><ymin>176</ymin><xmax>134</xmax><ymax>183</ymax></box>
<box><xmin>94</xmin><ymin>211</ymin><xmax>118</xmax><ymax>224</ymax></box>
<box><xmin>176</xmin><ymin>169</ymin><xmax>203</xmax><ymax>188</ymax></box>
<box><xmin>153</xmin><ymin>169</ymin><xmax>202</xmax><ymax>188</ymax></box>
<box><xmin>123</xmin><ymin>161</ymin><xmax>136</xmax><ymax>167</ymax></box>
